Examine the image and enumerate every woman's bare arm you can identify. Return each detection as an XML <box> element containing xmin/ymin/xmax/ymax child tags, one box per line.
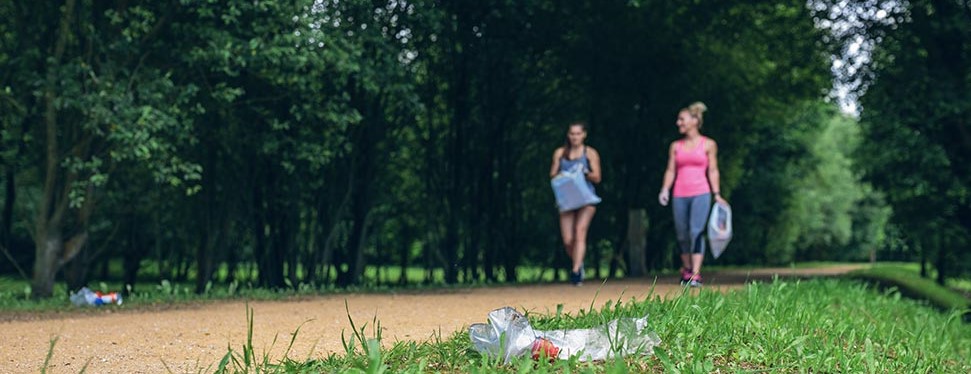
<box><xmin>550</xmin><ymin>147</ymin><xmax>564</xmax><ymax>178</ymax></box>
<box><xmin>706</xmin><ymin>139</ymin><xmax>727</xmax><ymax>203</ymax></box>
<box><xmin>661</xmin><ymin>142</ymin><xmax>677</xmax><ymax>191</ymax></box>
<box><xmin>585</xmin><ymin>147</ymin><xmax>602</xmax><ymax>184</ymax></box>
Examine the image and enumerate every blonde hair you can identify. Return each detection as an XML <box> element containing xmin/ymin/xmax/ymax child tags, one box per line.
<box><xmin>681</xmin><ymin>101</ymin><xmax>708</xmax><ymax>128</ymax></box>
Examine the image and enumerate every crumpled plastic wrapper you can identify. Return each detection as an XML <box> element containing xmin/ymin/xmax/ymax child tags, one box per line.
<box><xmin>469</xmin><ymin>306</ymin><xmax>661</xmax><ymax>363</ymax></box>
<box><xmin>69</xmin><ymin>287</ymin><xmax>122</xmax><ymax>306</ymax></box>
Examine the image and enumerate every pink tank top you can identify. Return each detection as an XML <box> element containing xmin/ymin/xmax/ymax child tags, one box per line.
<box><xmin>673</xmin><ymin>137</ymin><xmax>711</xmax><ymax>197</ymax></box>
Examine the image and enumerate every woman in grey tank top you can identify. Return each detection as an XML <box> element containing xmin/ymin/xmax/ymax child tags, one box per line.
<box><xmin>549</xmin><ymin>122</ymin><xmax>602</xmax><ymax>285</ymax></box>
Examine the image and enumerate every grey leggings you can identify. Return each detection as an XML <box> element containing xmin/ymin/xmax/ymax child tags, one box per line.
<box><xmin>672</xmin><ymin>194</ymin><xmax>711</xmax><ymax>254</ymax></box>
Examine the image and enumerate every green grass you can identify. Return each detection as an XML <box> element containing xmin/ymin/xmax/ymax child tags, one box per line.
<box><xmin>708</xmin><ymin>261</ymin><xmax>863</xmax><ymax>270</ymax></box>
<box><xmin>0</xmin><ymin>276</ymin><xmax>335</xmax><ymax>314</ymax></box>
<box><xmin>856</xmin><ymin>262</ymin><xmax>971</xmax><ymax>294</ymax></box>
<box><xmin>0</xmin><ymin>264</ymin><xmax>621</xmax><ymax>314</ymax></box>
<box><xmin>950</xmin><ymin>278</ymin><xmax>971</xmax><ymax>295</ymax></box>
<box><xmin>3</xmin><ymin>261</ymin><xmax>965</xmax><ymax>315</ymax></box>
<box><xmin>847</xmin><ymin>264</ymin><xmax>971</xmax><ymax>310</ymax></box>
<box><xmin>212</xmin><ymin>278</ymin><xmax>971</xmax><ymax>373</ymax></box>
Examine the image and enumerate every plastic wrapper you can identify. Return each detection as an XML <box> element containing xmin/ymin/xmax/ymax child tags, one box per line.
<box><xmin>707</xmin><ymin>201</ymin><xmax>732</xmax><ymax>259</ymax></box>
<box><xmin>69</xmin><ymin>287</ymin><xmax>123</xmax><ymax>306</ymax></box>
<box><xmin>551</xmin><ymin>165</ymin><xmax>601</xmax><ymax>212</ymax></box>
<box><xmin>469</xmin><ymin>306</ymin><xmax>661</xmax><ymax>363</ymax></box>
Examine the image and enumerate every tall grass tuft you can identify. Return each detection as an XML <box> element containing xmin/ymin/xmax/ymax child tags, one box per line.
<box><xmin>40</xmin><ymin>336</ymin><xmax>58</xmax><ymax>374</ymax></box>
<box><xmin>209</xmin><ymin>303</ymin><xmax>312</xmax><ymax>373</ymax></box>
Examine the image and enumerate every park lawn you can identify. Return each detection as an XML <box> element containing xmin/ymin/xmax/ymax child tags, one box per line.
<box><xmin>218</xmin><ymin>278</ymin><xmax>971</xmax><ymax>373</ymax></box>
<box><xmin>848</xmin><ymin>263</ymin><xmax>971</xmax><ymax>310</ymax></box>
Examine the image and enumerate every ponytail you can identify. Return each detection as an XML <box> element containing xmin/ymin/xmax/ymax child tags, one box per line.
<box><xmin>681</xmin><ymin>102</ymin><xmax>708</xmax><ymax>128</ymax></box>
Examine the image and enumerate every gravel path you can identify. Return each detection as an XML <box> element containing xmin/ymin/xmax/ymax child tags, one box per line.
<box><xmin>0</xmin><ymin>265</ymin><xmax>863</xmax><ymax>373</ymax></box>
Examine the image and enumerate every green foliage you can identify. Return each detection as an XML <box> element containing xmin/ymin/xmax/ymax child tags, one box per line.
<box><xmin>781</xmin><ymin>103</ymin><xmax>892</xmax><ymax>261</ymax></box>
<box><xmin>828</xmin><ymin>0</ymin><xmax>971</xmax><ymax>282</ymax></box>
<box><xmin>0</xmin><ymin>0</ymin><xmax>918</xmax><ymax>297</ymax></box>
<box><xmin>722</xmin><ymin>102</ymin><xmax>888</xmax><ymax>264</ymax></box>
<box><xmin>797</xmin><ymin>111</ymin><xmax>861</xmax><ymax>249</ymax></box>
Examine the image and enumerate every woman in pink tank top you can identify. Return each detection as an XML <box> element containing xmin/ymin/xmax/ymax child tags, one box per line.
<box><xmin>657</xmin><ymin>102</ymin><xmax>728</xmax><ymax>287</ymax></box>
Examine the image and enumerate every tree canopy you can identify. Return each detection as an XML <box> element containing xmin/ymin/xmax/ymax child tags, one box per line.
<box><xmin>822</xmin><ymin>0</ymin><xmax>971</xmax><ymax>283</ymax></box>
<box><xmin>0</xmin><ymin>0</ymin><xmax>963</xmax><ymax>297</ymax></box>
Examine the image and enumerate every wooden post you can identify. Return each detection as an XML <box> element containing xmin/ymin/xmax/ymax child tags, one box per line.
<box><xmin>627</xmin><ymin>209</ymin><xmax>648</xmax><ymax>277</ymax></box>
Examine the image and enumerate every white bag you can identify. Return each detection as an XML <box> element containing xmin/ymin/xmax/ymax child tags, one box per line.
<box><xmin>551</xmin><ymin>165</ymin><xmax>601</xmax><ymax>212</ymax></box>
<box><xmin>469</xmin><ymin>306</ymin><xmax>661</xmax><ymax>363</ymax></box>
<box><xmin>707</xmin><ymin>201</ymin><xmax>732</xmax><ymax>259</ymax></box>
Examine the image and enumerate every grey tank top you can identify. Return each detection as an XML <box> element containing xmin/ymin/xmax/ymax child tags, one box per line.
<box><xmin>559</xmin><ymin>146</ymin><xmax>596</xmax><ymax>191</ymax></box>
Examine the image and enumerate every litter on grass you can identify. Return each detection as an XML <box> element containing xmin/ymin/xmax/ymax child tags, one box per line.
<box><xmin>469</xmin><ymin>306</ymin><xmax>661</xmax><ymax>363</ymax></box>
<box><xmin>69</xmin><ymin>287</ymin><xmax>123</xmax><ymax>306</ymax></box>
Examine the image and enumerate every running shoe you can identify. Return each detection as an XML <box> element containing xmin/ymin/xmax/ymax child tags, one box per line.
<box><xmin>680</xmin><ymin>267</ymin><xmax>692</xmax><ymax>284</ymax></box>
<box><xmin>689</xmin><ymin>273</ymin><xmax>703</xmax><ymax>288</ymax></box>
<box><xmin>570</xmin><ymin>270</ymin><xmax>583</xmax><ymax>286</ymax></box>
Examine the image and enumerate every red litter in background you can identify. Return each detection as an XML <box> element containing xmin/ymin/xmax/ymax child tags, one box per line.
<box><xmin>531</xmin><ymin>338</ymin><xmax>560</xmax><ymax>361</ymax></box>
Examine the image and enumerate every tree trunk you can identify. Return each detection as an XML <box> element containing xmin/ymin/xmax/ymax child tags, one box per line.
<box><xmin>195</xmin><ymin>144</ymin><xmax>218</xmax><ymax>293</ymax></box>
<box><xmin>252</xmin><ymin>178</ymin><xmax>267</xmax><ymax>285</ymax></box>
<box><xmin>920</xmin><ymin>247</ymin><xmax>928</xmax><ymax>278</ymax></box>
<box><xmin>439</xmin><ymin>4</ymin><xmax>471</xmax><ymax>286</ymax></box>
<box><xmin>62</xmin><ymin>247</ymin><xmax>89</xmax><ymax>291</ymax></box>
<box><xmin>273</xmin><ymin>208</ymin><xmax>293</xmax><ymax>288</ymax></box>
<box><xmin>1</xmin><ymin>168</ymin><xmax>13</xmax><ymax>247</ymax></box>
<box><xmin>263</xmin><ymin>199</ymin><xmax>285</xmax><ymax>288</ymax></box>
<box><xmin>626</xmin><ymin>209</ymin><xmax>648</xmax><ymax>277</ymax></box>
<box><xmin>935</xmin><ymin>252</ymin><xmax>947</xmax><ymax>286</ymax></box>
<box><xmin>30</xmin><ymin>0</ymin><xmax>78</xmax><ymax>299</ymax></box>
<box><xmin>32</xmin><ymin>232</ymin><xmax>63</xmax><ymax>298</ymax></box>
<box><xmin>176</xmin><ymin>250</ymin><xmax>190</xmax><ymax>281</ymax></box>
<box><xmin>123</xmin><ymin>214</ymin><xmax>146</xmax><ymax>294</ymax></box>
<box><xmin>347</xmin><ymin>210</ymin><xmax>374</xmax><ymax>286</ymax></box>
<box><xmin>299</xmin><ymin>206</ymin><xmax>317</xmax><ymax>284</ymax></box>
<box><xmin>195</xmin><ymin>225</ymin><xmax>215</xmax><ymax>294</ymax></box>
<box><xmin>442</xmin><ymin>218</ymin><xmax>459</xmax><ymax>284</ymax></box>
<box><xmin>319</xmin><ymin>220</ymin><xmax>340</xmax><ymax>286</ymax></box>
<box><xmin>224</xmin><ymin>243</ymin><xmax>238</xmax><ymax>284</ymax></box>
<box><xmin>397</xmin><ymin>228</ymin><xmax>410</xmax><ymax>286</ymax></box>
<box><xmin>318</xmin><ymin>168</ymin><xmax>353</xmax><ymax>286</ymax></box>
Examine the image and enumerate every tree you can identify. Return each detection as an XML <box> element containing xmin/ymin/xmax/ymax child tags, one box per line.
<box><xmin>0</xmin><ymin>0</ymin><xmax>863</xmax><ymax>295</ymax></box>
<box><xmin>789</xmin><ymin>104</ymin><xmax>889</xmax><ymax>261</ymax></box>
<box><xmin>8</xmin><ymin>1</ymin><xmax>201</xmax><ymax>298</ymax></box>
<box><xmin>821</xmin><ymin>0</ymin><xmax>971</xmax><ymax>283</ymax></box>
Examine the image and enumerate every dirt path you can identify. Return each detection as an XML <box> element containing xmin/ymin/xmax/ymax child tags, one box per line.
<box><xmin>0</xmin><ymin>265</ymin><xmax>863</xmax><ymax>373</ymax></box>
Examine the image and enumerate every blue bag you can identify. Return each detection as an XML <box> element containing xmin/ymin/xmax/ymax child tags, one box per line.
<box><xmin>551</xmin><ymin>165</ymin><xmax>601</xmax><ymax>212</ymax></box>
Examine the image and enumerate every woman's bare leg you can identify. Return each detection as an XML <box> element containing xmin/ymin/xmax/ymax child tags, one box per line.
<box><xmin>572</xmin><ymin>205</ymin><xmax>597</xmax><ymax>273</ymax></box>
<box><xmin>559</xmin><ymin>211</ymin><xmax>577</xmax><ymax>264</ymax></box>
<box><xmin>691</xmin><ymin>254</ymin><xmax>704</xmax><ymax>277</ymax></box>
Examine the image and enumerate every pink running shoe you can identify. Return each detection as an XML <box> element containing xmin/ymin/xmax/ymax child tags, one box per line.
<box><xmin>680</xmin><ymin>267</ymin><xmax>692</xmax><ymax>284</ymax></box>
<box><xmin>689</xmin><ymin>273</ymin><xmax>703</xmax><ymax>287</ymax></box>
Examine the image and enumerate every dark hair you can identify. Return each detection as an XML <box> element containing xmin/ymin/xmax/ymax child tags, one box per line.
<box><xmin>562</xmin><ymin>121</ymin><xmax>587</xmax><ymax>158</ymax></box>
